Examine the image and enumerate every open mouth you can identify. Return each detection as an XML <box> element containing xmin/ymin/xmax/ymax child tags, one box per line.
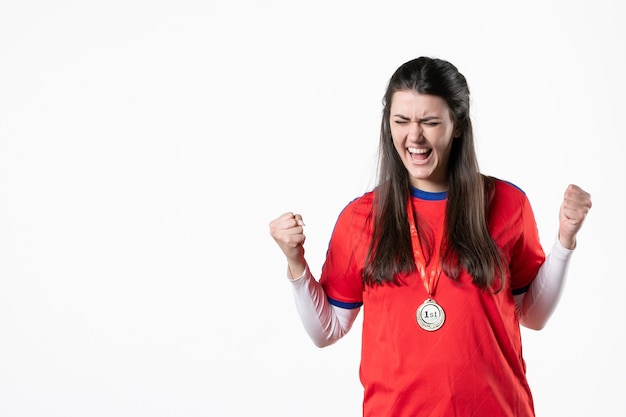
<box><xmin>408</xmin><ymin>147</ymin><xmax>431</xmax><ymax>162</ymax></box>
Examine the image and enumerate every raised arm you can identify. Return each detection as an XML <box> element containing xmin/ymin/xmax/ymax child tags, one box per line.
<box><xmin>270</xmin><ymin>212</ymin><xmax>359</xmax><ymax>347</ymax></box>
<box><xmin>516</xmin><ymin>184</ymin><xmax>592</xmax><ymax>329</ymax></box>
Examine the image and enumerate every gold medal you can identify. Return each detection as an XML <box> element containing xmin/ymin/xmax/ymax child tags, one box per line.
<box><xmin>416</xmin><ymin>298</ymin><xmax>445</xmax><ymax>331</ymax></box>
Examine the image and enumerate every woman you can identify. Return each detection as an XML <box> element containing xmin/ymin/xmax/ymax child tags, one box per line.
<box><xmin>269</xmin><ymin>57</ymin><xmax>592</xmax><ymax>417</ymax></box>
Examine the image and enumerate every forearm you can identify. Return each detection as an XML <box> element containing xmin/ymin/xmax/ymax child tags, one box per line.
<box><xmin>288</xmin><ymin>265</ymin><xmax>360</xmax><ymax>347</ymax></box>
<box><xmin>515</xmin><ymin>237</ymin><xmax>574</xmax><ymax>330</ymax></box>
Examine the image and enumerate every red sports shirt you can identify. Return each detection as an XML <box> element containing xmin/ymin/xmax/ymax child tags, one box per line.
<box><xmin>319</xmin><ymin>179</ymin><xmax>546</xmax><ymax>417</ymax></box>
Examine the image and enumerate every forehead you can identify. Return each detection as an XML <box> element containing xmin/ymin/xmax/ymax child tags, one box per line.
<box><xmin>390</xmin><ymin>90</ymin><xmax>451</xmax><ymax>117</ymax></box>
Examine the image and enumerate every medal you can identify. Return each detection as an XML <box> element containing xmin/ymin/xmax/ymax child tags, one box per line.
<box><xmin>407</xmin><ymin>197</ymin><xmax>445</xmax><ymax>331</ymax></box>
<box><xmin>416</xmin><ymin>298</ymin><xmax>445</xmax><ymax>331</ymax></box>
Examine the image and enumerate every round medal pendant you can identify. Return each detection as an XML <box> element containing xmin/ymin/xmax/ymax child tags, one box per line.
<box><xmin>416</xmin><ymin>298</ymin><xmax>445</xmax><ymax>331</ymax></box>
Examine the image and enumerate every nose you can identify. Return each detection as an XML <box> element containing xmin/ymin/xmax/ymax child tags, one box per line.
<box><xmin>407</xmin><ymin>121</ymin><xmax>422</xmax><ymax>142</ymax></box>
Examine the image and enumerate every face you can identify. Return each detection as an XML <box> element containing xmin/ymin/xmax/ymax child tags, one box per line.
<box><xmin>390</xmin><ymin>90</ymin><xmax>457</xmax><ymax>192</ymax></box>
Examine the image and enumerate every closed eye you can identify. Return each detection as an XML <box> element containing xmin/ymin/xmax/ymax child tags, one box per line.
<box><xmin>392</xmin><ymin>115</ymin><xmax>410</xmax><ymax>125</ymax></box>
<box><xmin>392</xmin><ymin>115</ymin><xmax>443</xmax><ymax>126</ymax></box>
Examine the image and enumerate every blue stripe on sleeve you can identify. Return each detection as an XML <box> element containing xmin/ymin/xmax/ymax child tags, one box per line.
<box><xmin>512</xmin><ymin>284</ymin><xmax>531</xmax><ymax>295</ymax></box>
<box><xmin>328</xmin><ymin>297</ymin><xmax>363</xmax><ymax>309</ymax></box>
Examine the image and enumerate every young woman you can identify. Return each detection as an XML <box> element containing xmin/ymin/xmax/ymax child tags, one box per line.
<box><xmin>269</xmin><ymin>56</ymin><xmax>592</xmax><ymax>417</ymax></box>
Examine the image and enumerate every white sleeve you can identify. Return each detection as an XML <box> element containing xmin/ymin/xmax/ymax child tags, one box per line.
<box><xmin>288</xmin><ymin>265</ymin><xmax>360</xmax><ymax>347</ymax></box>
<box><xmin>514</xmin><ymin>237</ymin><xmax>574</xmax><ymax>330</ymax></box>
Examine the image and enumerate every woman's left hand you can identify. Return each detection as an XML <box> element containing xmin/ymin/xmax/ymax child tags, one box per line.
<box><xmin>558</xmin><ymin>184</ymin><xmax>592</xmax><ymax>249</ymax></box>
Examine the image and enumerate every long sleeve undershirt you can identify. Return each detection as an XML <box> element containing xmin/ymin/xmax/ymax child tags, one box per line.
<box><xmin>287</xmin><ymin>238</ymin><xmax>574</xmax><ymax>347</ymax></box>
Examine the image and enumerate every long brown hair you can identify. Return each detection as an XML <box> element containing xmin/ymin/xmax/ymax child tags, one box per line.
<box><xmin>362</xmin><ymin>57</ymin><xmax>505</xmax><ymax>291</ymax></box>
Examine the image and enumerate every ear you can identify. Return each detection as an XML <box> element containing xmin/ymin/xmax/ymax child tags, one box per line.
<box><xmin>453</xmin><ymin>127</ymin><xmax>462</xmax><ymax>138</ymax></box>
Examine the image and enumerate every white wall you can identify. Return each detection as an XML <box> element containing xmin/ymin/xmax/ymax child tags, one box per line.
<box><xmin>1</xmin><ymin>1</ymin><xmax>624</xmax><ymax>416</ymax></box>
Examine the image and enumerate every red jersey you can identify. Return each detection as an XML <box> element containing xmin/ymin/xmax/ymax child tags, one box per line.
<box><xmin>319</xmin><ymin>179</ymin><xmax>546</xmax><ymax>417</ymax></box>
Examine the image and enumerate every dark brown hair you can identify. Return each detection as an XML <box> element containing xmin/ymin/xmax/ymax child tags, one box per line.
<box><xmin>362</xmin><ymin>57</ymin><xmax>505</xmax><ymax>291</ymax></box>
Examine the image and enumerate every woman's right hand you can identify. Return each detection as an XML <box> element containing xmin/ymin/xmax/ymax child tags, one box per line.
<box><xmin>269</xmin><ymin>212</ymin><xmax>307</xmax><ymax>278</ymax></box>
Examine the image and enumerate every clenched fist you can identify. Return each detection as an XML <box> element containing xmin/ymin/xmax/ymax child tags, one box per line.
<box><xmin>269</xmin><ymin>212</ymin><xmax>307</xmax><ymax>278</ymax></box>
<box><xmin>559</xmin><ymin>184</ymin><xmax>592</xmax><ymax>250</ymax></box>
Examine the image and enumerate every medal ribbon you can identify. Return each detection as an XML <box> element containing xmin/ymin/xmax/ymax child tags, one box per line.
<box><xmin>407</xmin><ymin>196</ymin><xmax>442</xmax><ymax>298</ymax></box>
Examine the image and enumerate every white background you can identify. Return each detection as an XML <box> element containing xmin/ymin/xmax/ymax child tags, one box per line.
<box><xmin>1</xmin><ymin>0</ymin><xmax>624</xmax><ymax>416</ymax></box>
